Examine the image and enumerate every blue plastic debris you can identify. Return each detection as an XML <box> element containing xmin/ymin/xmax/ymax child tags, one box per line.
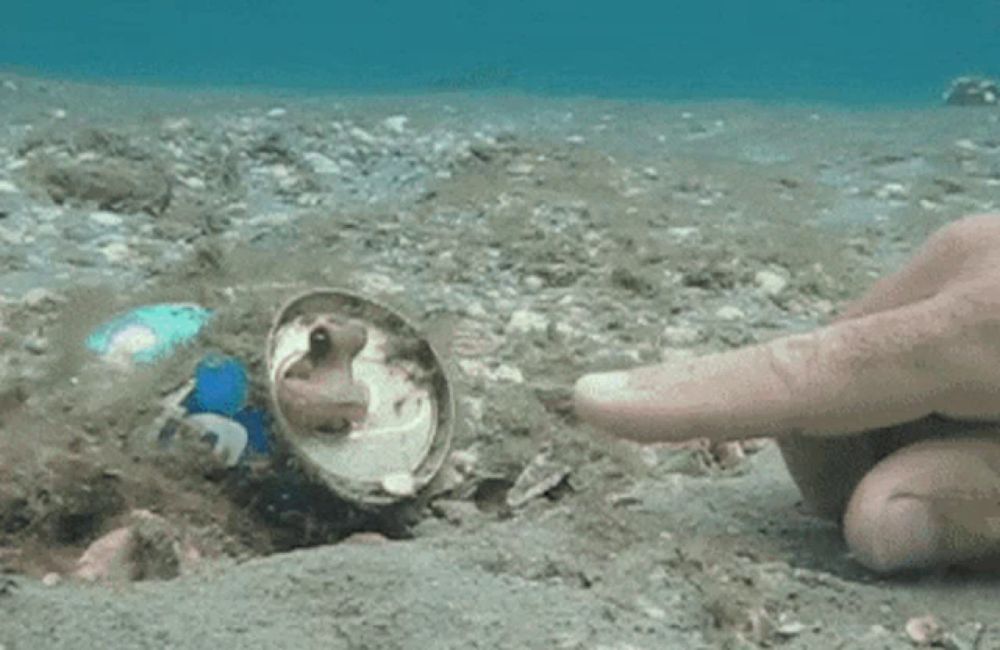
<box><xmin>186</xmin><ymin>354</ymin><xmax>249</xmax><ymax>417</ymax></box>
<box><xmin>86</xmin><ymin>303</ymin><xmax>212</xmax><ymax>364</ymax></box>
<box><xmin>181</xmin><ymin>353</ymin><xmax>272</xmax><ymax>457</ymax></box>
<box><xmin>233</xmin><ymin>407</ymin><xmax>272</xmax><ymax>455</ymax></box>
<box><xmin>186</xmin><ymin>413</ymin><xmax>249</xmax><ymax>467</ymax></box>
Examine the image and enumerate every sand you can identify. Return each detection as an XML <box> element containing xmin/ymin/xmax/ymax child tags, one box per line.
<box><xmin>1</xmin><ymin>72</ymin><xmax>999</xmax><ymax>649</ymax></box>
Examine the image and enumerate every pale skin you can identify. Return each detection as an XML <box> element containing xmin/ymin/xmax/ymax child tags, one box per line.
<box><xmin>574</xmin><ymin>213</ymin><xmax>1000</xmax><ymax>574</ymax></box>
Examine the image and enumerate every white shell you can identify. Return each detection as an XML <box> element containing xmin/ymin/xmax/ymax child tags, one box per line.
<box><xmin>267</xmin><ymin>289</ymin><xmax>454</xmax><ymax>506</ymax></box>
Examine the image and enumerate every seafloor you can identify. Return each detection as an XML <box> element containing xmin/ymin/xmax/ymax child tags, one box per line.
<box><xmin>0</xmin><ymin>72</ymin><xmax>999</xmax><ymax>649</ymax></box>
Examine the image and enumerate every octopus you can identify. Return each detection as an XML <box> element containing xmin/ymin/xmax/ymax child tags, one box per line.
<box><xmin>275</xmin><ymin>315</ymin><xmax>370</xmax><ymax>434</ymax></box>
<box><xmin>574</xmin><ymin>213</ymin><xmax>1000</xmax><ymax>574</ymax></box>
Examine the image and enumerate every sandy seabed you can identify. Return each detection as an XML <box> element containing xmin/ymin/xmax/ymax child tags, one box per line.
<box><xmin>0</xmin><ymin>72</ymin><xmax>999</xmax><ymax>649</ymax></box>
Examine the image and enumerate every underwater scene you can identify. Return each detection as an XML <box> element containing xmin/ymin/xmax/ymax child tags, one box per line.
<box><xmin>2</xmin><ymin>2</ymin><xmax>1000</xmax><ymax>648</ymax></box>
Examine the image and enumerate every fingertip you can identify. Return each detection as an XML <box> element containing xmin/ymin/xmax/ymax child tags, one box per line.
<box><xmin>573</xmin><ymin>370</ymin><xmax>629</xmax><ymax>427</ymax></box>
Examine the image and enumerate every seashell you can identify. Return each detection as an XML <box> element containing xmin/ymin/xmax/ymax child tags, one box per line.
<box><xmin>267</xmin><ymin>289</ymin><xmax>454</xmax><ymax>507</ymax></box>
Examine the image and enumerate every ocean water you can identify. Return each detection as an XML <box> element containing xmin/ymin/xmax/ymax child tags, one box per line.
<box><xmin>2</xmin><ymin>1</ymin><xmax>999</xmax><ymax>105</ymax></box>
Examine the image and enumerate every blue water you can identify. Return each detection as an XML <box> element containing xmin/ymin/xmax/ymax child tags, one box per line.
<box><xmin>2</xmin><ymin>1</ymin><xmax>998</xmax><ymax>104</ymax></box>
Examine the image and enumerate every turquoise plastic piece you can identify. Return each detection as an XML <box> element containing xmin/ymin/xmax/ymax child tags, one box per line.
<box><xmin>86</xmin><ymin>303</ymin><xmax>213</xmax><ymax>364</ymax></box>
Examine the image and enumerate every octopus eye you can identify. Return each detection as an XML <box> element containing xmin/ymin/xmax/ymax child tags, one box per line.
<box><xmin>309</xmin><ymin>326</ymin><xmax>332</xmax><ymax>357</ymax></box>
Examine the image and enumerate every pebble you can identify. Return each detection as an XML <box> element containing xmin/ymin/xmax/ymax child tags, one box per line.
<box><xmin>24</xmin><ymin>335</ymin><xmax>48</xmax><ymax>355</ymax></box>
<box><xmin>449</xmin><ymin>449</ymin><xmax>479</xmax><ymax>476</ymax></box>
<box><xmin>875</xmin><ymin>182</ymin><xmax>908</xmax><ymax>200</ymax></box>
<box><xmin>266</xmin><ymin>107</ymin><xmax>287</xmax><ymax>118</ymax></box>
<box><xmin>381</xmin><ymin>472</ymin><xmax>417</xmax><ymax>497</ymax></box>
<box><xmin>41</xmin><ymin>572</ymin><xmax>61</xmax><ymax>587</ymax></box>
<box><xmin>715</xmin><ymin>305</ymin><xmax>746</xmax><ymax>321</ymax></box>
<box><xmin>89</xmin><ymin>211</ymin><xmax>124</xmax><ymax>227</ymax></box>
<box><xmin>667</xmin><ymin>226</ymin><xmax>698</xmax><ymax>240</ymax></box>
<box><xmin>21</xmin><ymin>288</ymin><xmax>63</xmax><ymax>309</ymax></box>
<box><xmin>432</xmin><ymin>499</ymin><xmax>480</xmax><ymax>525</ymax></box>
<box><xmin>382</xmin><ymin>115</ymin><xmax>409</xmax><ymax>134</ymax></box>
<box><xmin>457</xmin><ymin>359</ymin><xmax>524</xmax><ymax>384</ymax></box>
<box><xmin>349</xmin><ymin>126</ymin><xmax>377</xmax><ymax>145</ymax></box>
<box><xmin>0</xmin><ymin>226</ymin><xmax>21</xmax><ymax>246</ymax></box>
<box><xmin>506</xmin><ymin>162</ymin><xmax>535</xmax><ymax>176</ymax></box>
<box><xmin>507</xmin><ymin>309</ymin><xmax>549</xmax><ymax>334</ymax></box>
<box><xmin>661</xmin><ymin>324</ymin><xmax>702</xmax><ymax>346</ymax></box>
<box><xmin>523</xmin><ymin>275</ymin><xmax>544</xmax><ymax>291</ymax></box>
<box><xmin>754</xmin><ymin>270</ymin><xmax>788</xmax><ymax>296</ymax></box>
<box><xmin>0</xmin><ymin>179</ymin><xmax>17</xmax><ymax>193</ymax></box>
<box><xmin>642</xmin><ymin>166</ymin><xmax>659</xmax><ymax>180</ymax></box>
<box><xmin>712</xmin><ymin>441</ymin><xmax>746</xmax><ymax>469</ymax></box>
<box><xmin>905</xmin><ymin>615</ymin><xmax>943</xmax><ymax>647</ymax></box>
<box><xmin>2</xmin><ymin>79</ymin><xmax>17</xmax><ymax>91</ymax></box>
<box><xmin>180</xmin><ymin>176</ymin><xmax>207</xmax><ymax>190</ymax></box>
<box><xmin>493</xmin><ymin>364</ymin><xmax>524</xmax><ymax>384</ymax></box>
<box><xmin>162</xmin><ymin>117</ymin><xmax>192</xmax><ymax>132</ymax></box>
<box><xmin>100</xmin><ymin>241</ymin><xmax>131</xmax><ymax>264</ymax></box>
<box><xmin>302</xmin><ymin>152</ymin><xmax>341</xmax><ymax>175</ymax></box>
<box><xmin>565</xmin><ymin>135</ymin><xmax>586</xmax><ymax>144</ymax></box>
<box><xmin>775</xmin><ymin>620</ymin><xmax>806</xmax><ymax>637</ymax></box>
<box><xmin>506</xmin><ymin>452</ymin><xmax>571</xmax><ymax>508</ymax></box>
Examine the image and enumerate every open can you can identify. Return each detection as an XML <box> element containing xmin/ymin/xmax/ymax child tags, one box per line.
<box><xmin>266</xmin><ymin>288</ymin><xmax>454</xmax><ymax>507</ymax></box>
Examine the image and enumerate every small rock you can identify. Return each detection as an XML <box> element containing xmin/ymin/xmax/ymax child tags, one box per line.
<box><xmin>75</xmin><ymin>510</ymin><xmax>196</xmax><ymax>583</ymax></box>
<box><xmin>2</xmin><ymin>79</ymin><xmax>18</xmax><ymax>91</ymax></box>
<box><xmin>506</xmin><ymin>162</ymin><xmax>535</xmax><ymax>176</ymax></box>
<box><xmin>642</xmin><ymin>166</ymin><xmax>659</xmax><ymax>180</ymax></box>
<box><xmin>493</xmin><ymin>364</ymin><xmax>524</xmax><ymax>384</ymax></box>
<box><xmin>661</xmin><ymin>324</ymin><xmax>702</xmax><ymax>346</ymax></box>
<box><xmin>905</xmin><ymin>615</ymin><xmax>943</xmax><ymax>647</ymax></box>
<box><xmin>266</xmin><ymin>107</ymin><xmax>287</xmax><ymax>118</ymax></box>
<box><xmin>179</xmin><ymin>176</ymin><xmax>206</xmax><ymax>190</ymax></box>
<box><xmin>382</xmin><ymin>115</ymin><xmax>409</xmax><ymax>134</ymax></box>
<box><xmin>41</xmin><ymin>572</ymin><xmax>61</xmax><ymax>587</ymax></box>
<box><xmin>449</xmin><ymin>449</ymin><xmax>479</xmax><ymax>476</ymax></box>
<box><xmin>382</xmin><ymin>472</ymin><xmax>417</xmax><ymax>497</ymax></box>
<box><xmin>667</xmin><ymin>226</ymin><xmax>699</xmax><ymax>240</ymax></box>
<box><xmin>775</xmin><ymin>620</ymin><xmax>806</xmax><ymax>637</ymax></box>
<box><xmin>22</xmin><ymin>288</ymin><xmax>64</xmax><ymax>310</ymax></box>
<box><xmin>89</xmin><ymin>211</ymin><xmax>124</xmax><ymax>227</ymax></box>
<box><xmin>302</xmin><ymin>152</ymin><xmax>341</xmax><ymax>175</ymax></box>
<box><xmin>349</xmin><ymin>126</ymin><xmax>377</xmax><ymax>144</ymax></box>
<box><xmin>0</xmin><ymin>180</ymin><xmax>17</xmax><ymax>194</ymax></box>
<box><xmin>523</xmin><ymin>275</ymin><xmax>544</xmax><ymax>291</ymax></box>
<box><xmin>507</xmin><ymin>309</ymin><xmax>548</xmax><ymax>335</ymax></box>
<box><xmin>715</xmin><ymin>305</ymin><xmax>746</xmax><ymax>321</ymax></box>
<box><xmin>161</xmin><ymin>117</ymin><xmax>191</xmax><ymax>132</ymax></box>
<box><xmin>100</xmin><ymin>241</ymin><xmax>131</xmax><ymax>264</ymax></box>
<box><xmin>565</xmin><ymin>135</ymin><xmax>585</xmax><ymax>144</ymax></box>
<box><xmin>507</xmin><ymin>452</ymin><xmax>571</xmax><ymax>508</ymax></box>
<box><xmin>50</xmin><ymin>109</ymin><xmax>67</xmax><ymax>120</ymax></box>
<box><xmin>875</xmin><ymin>182</ymin><xmax>909</xmax><ymax>200</ymax></box>
<box><xmin>712</xmin><ymin>441</ymin><xmax>746</xmax><ymax>469</ymax></box>
<box><xmin>30</xmin><ymin>155</ymin><xmax>172</xmax><ymax>217</ymax></box>
<box><xmin>432</xmin><ymin>499</ymin><xmax>480</xmax><ymax>525</ymax></box>
<box><xmin>754</xmin><ymin>270</ymin><xmax>788</xmax><ymax>297</ymax></box>
<box><xmin>944</xmin><ymin>76</ymin><xmax>999</xmax><ymax>106</ymax></box>
<box><xmin>24</xmin><ymin>335</ymin><xmax>48</xmax><ymax>355</ymax></box>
